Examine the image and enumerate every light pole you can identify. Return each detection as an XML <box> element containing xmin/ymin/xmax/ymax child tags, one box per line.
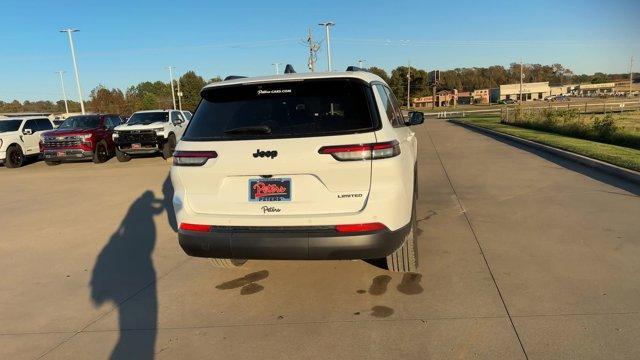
<box><xmin>56</xmin><ymin>70</ymin><xmax>69</xmax><ymax>114</ymax></box>
<box><xmin>60</xmin><ymin>29</ymin><xmax>85</xmax><ymax>114</ymax></box>
<box><xmin>272</xmin><ymin>62</ymin><xmax>282</xmax><ymax>75</ymax></box>
<box><xmin>357</xmin><ymin>59</ymin><xmax>366</xmax><ymax>68</ymax></box>
<box><xmin>166</xmin><ymin>66</ymin><xmax>176</xmax><ymax>110</ymax></box>
<box><xmin>176</xmin><ymin>74</ymin><xmax>183</xmax><ymax>111</ymax></box>
<box><xmin>318</xmin><ymin>22</ymin><xmax>335</xmax><ymax>71</ymax></box>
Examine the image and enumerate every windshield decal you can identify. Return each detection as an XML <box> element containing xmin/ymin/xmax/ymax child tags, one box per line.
<box><xmin>257</xmin><ymin>89</ymin><xmax>292</xmax><ymax>95</ymax></box>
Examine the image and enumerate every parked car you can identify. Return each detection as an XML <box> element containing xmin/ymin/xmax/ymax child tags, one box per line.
<box><xmin>112</xmin><ymin>110</ymin><xmax>192</xmax><ymax>162</ymax></box>
<box><xmin>40</xmin><ymin>114</ymin><xmax>121</xmax><ymax>165</ymax></box>
<box><xmin>0</xmin><ymin>116</ymin><xmax>54</xmax><ymax>168</ymax></box>
<box><xmin>171</xmin><ymin>68</ymin><xmax>424</xmax><ymax>272</ymax></box>
<box><xmin>499</xmin><ymin>99</ymin><xmax>518</xmax><ymax>104</ymax></box>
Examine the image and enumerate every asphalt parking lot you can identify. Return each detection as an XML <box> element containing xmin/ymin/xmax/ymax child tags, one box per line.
<box><xmin>1</xmin><ymin>120</ymin><xmax>639</xmax><ymax>359</ymax></box>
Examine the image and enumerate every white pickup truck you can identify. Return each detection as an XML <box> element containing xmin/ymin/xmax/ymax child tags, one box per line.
<box><xmin>0</xmin><ymin>116</ymin><xmax>55</xmax><ymax>168</ymax></box>
<box><xmin>112</xmin><ymin>109</ymin><xmax>191</xmax><ymax>161</ymax></box>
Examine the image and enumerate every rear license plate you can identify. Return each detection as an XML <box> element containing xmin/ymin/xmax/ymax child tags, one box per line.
<box><xmin>57</xmin><ymin>151</ymin><xmax>66</xmax><ymax>157</ymax></box>
<box><xmin>249</xmin><ymin>178</ymin><xmax>291</xmax><ymax>202</ymax></box>
<box><xmin>131</xmin><ymin>143</ymin><xmax>141</xmax><ymax>149</ymax></box>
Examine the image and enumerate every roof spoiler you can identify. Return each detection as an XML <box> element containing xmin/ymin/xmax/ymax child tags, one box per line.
<box><xmin>224</xmin><ymin>75</ymin><xmax>247</xmax><ymax>81</ymax></box>
<box><xmin>346</xmin><ymin>66</ymin><xmax>369</xmax><ymax>72</ymax></box>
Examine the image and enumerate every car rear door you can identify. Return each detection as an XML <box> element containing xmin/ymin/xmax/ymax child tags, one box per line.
<box><xmin>173</xmin><ymin>78</ymin><xmax>379</xmax><ymax>217</ymax></box>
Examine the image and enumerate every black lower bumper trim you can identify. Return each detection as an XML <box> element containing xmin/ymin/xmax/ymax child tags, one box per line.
<box><xmin>178</xmin><ymin>223</ymin><xmax>410</xmax><ymax>260</ymax></box>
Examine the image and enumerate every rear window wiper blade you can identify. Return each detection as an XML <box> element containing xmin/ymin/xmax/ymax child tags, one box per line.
<box><xmin>224</xmin><ymin>125</ymin><xmax>272</xmax><ymax>134</ymax></box>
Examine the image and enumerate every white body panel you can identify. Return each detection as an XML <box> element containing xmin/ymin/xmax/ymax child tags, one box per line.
<box><xmin>113</xmin><ymin>110</ymin><xmax>191</xmax><ymax>140</ymax></box>
<box><xmin>0</xmin><ymin>117</ymin><xmax>54</xmax><ymax>160</ymax></box>
<box><xmin>171</xmin><ymin>72</ymin><xmax>417</xmax><ymax>232</ymax></box>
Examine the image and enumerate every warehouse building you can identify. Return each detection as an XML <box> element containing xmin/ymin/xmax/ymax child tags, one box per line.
<box><xmin>489</xmin><ymin>82</ymin><xmax>551</xmax><ymax>102</ymax></box>
<box><xmin>575</xmin><ymin>82</ymin><xmax>616</xmax><ymax>96</ymax></box>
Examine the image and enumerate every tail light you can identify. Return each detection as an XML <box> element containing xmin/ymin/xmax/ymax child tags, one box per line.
<box><xmin>179</xmin><ymin>223</ymin><xmax>212</xmax><ymax>232</ymax></box>
<box><xmin>335</xmin><ymin>222</ymin><xmax>387</xmax><ymax>233</ymax></box>
<box><xmin>173</xmin><ymin>151</ymin><xmax>218</xmax><ymax>166</ymax></box>
<box><xmin>318</xmin><ymin>140</ymin><xmax>400</xmax><ymax>161</ymax></box>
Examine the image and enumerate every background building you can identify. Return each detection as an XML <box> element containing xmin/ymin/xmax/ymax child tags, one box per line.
<box><xmin>472</xmin><ymin>89</ymin><xmax>490</xmax><ymax>104</ymax></box>
<box><xmin>490</xmin><ymin>82</ymin><xmax>551</xmax><ymax>102</ymax></box>
<box><xmin>575</xmin><ymin>82</ymin><xmax>616</xmax><ymax>96</ymax></box>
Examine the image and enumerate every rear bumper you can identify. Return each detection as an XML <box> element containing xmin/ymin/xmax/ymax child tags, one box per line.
<box><xmin>43</xmin><ymin>149</ymin><xmax>93</xmax><ymax>161</ymax></box>
<box><xmin>178</xmin><ymin>223</ymin><xmax>410</xmax><ymax>260</ymax></box>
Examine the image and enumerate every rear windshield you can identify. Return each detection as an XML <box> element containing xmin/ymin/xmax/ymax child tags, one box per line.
<box><xmin>127</xmin><ymin>112</ymin><xmax>169</xmax><ymax>125</ymax></box>
<box><xmin>183</xmin><ymin>79</ymin><xmax>377</xmax><ymax>141</ymax></box>
<box><xmin>59</xmin><ymin>116</ymin><xmax>101</xmax><ymax>129</ymax></box>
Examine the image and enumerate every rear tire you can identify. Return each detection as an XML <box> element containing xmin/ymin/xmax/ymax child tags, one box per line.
<box><xmin>162</xmin><ymin>134</ymin><xmax>176</xmax><ymax>160</ymax></box>
<box><xmin>5</xmin><ymin>145</ymin><xmax>24</xmax><ymax>168</ymax></box>
<box><xmin>209</xmin><ymin>258</ymin><xmax>247</xmax><ymax>269</ymax></box>
<box><xmin>116</xmin><ymin>149</ymin><xmax>131</xmax><ymax>162</ymax></box>
<box><xmin>385</xmin><ymin>193</ymin><xmax>419</xmax><ymax>272</ymax></box>
<box><xmin>93</xmin><ymin>141</ymin><xmax>109</xmax><ymax>164</ymax></box>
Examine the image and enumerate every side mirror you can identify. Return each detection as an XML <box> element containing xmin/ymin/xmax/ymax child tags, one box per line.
<box><xmin>407</xmin><ymin>111</ymin><xmax>424</xmax><ymax>126</ymax></box>
<box><xmin>23</xmin><ymin>128</ymin><xmax>33</xmax><ymax>135</ymax></box>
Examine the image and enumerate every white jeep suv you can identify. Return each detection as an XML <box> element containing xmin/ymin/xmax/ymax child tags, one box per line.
<box><xmin>170</xmin><ymin>69</ymin><xmax>424</xmax><ymax>272</ymax></box>
<box><xmin>112</xmin><ymin>109</ymin><xmax>191</xmax><ymax>161</ymax></box>
<box><xmin>0</xmin><ymin>116</ymin><xmax>54</xmax><ymax>168</ymax></box>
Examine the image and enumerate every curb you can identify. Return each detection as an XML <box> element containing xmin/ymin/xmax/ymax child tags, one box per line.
<box><xmin>448</xmin><ymin>119</ymin><xmax>640</xmax><ymax>186</ymax></box>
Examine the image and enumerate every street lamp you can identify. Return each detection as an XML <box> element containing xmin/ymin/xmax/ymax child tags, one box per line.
<box><xmin>166</xmin><ymin>66</ymin><xmax>176</xmax><ymax>110</ymax></box>
<box><xmin>60</xmin><ymin>29</ymin><xmax>85</xmax><ymax>114</ymax></box>
<box><xmin>357</xmin><ymin>59</ymin><xmax>366</xmax><ymax>68</ymax></box>
<box><xmin>55</xmin><ymin>70</ymin><xmax>69</xmax><ymax>114</ymax></box>
<box><xmin>272</xmin><ymin>62</ymin><xmax>282</xmax><ymax>75</ymax></box>
<box><xmin>318</xmin><ymin>22</ymin><xmax>335</xmax><ymax>71</ymax></box>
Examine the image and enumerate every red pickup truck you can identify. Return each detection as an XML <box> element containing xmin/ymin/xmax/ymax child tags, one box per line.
<box><xmin>41</xmin><ymin>114</ymin><xmax>122</xmax><ymax>165</ymax></box>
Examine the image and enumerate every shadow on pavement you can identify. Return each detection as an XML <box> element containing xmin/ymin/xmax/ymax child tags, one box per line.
<box><xmin>455</xmin><ymin>123</ymin><xmax>640</xmax><ymax>196</ymax></box>
<box><xmin>90</xmin><ymin>176</ymin><xmax>176</xmax><ymax>359</ymax></box>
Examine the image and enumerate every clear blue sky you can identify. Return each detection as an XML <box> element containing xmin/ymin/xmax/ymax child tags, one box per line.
<box><xmin>1</xmin><ymin>0</ymin><xmax>639</xmax><ymax>101</ymax></box>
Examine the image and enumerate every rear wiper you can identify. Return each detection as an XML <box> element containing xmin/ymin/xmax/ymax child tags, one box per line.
<box><xmin>224</xmin><ymin>125</ymin><xmax>272</xmax><ymax>134</ymax></box>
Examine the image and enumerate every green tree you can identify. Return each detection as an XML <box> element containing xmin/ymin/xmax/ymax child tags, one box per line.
<box><xmin>389</xmin><ymin>66</ymin><xmax>429</xmax><ymax>105</ymax></box>
<box><xmin>368</xmin><ymin>66</ymin><xmax>390</xmax><ymax>83</ymax></box>
<box><xmin>178</xmin><ymin>71</ymin><xmax>206</xmax><ymax>112</ymax></box>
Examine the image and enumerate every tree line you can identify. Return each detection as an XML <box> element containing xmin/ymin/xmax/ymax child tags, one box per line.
<box><xmin>0</xmin><ymin>71</ymin><xmax>221</xmax><ymax>116</ymax></box>
<box><xmin>1</xmin><ymin>64</ymin><xmax>634</xmax><ymax>114</ymax></box>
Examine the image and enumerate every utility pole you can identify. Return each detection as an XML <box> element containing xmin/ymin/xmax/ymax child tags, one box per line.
<box><xmin>302</xmin><ymin>28</ymin><xmax>320</xmax><ymax>72</ymax></box>
<box><xmin>358</xmin><ymin>59</ymin><xmax>366</xmax><ymax>68</ymax></box>
<box><xmin>272</xmin><ymin>62</ymin><xmax>281</xmax><ymax>75</ymax></box>
<box><xmin>519</xmin><ymin>59</ymin><xmax>524</xmax><ymax>103</ymax></box>
<box><xmin>318</xmin><ymin>22</ymin><xmax>335</xmax><ymax>71</ymax></box>
<box><xmin>55</xmin><ymin>70</ymin><xmax>69</xmax><ymax>114</ymax></box>
<box><xmin>406</xmin><ymin>61</ymin><xmax>411</xmax><ymax>109</ymax></box>
<box><xmin>166</xmin><ymin>66</ymin><xmax>176</xmax><ymax>110</ymax></box>
<box><xmin>630</xmin><ymin>56</ymin><xmax>634</xmax><ymax>98</ymax></box>
<box><xmin>60</xmin><ymin>29</ymin><xmax>85</xmax><ymax>114</ymax></box>
<box><xmin>176</xmin><ymin>73</ymin><xmax>183</xmax><ymax>111</ymax></box>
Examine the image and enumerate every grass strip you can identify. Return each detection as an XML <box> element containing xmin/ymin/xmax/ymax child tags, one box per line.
<box><xmin>456</xmin><ymin>116</ymin><xmax>640</xmax><ymax>172</ymax></box>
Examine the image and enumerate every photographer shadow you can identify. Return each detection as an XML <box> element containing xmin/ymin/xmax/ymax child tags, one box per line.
<box><xmin>90</xmin><ymin>177</ymin><xmax>176</xmax><ymax>359</ymax></box>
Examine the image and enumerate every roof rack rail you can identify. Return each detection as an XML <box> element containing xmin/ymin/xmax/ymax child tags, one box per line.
<box><xmin>224</xmin><ymin>75</ymin><xmax>247</xmax><ymax>81</ymax></box>
<box><xmin>346</xmin><ymin>66</ymin><xmax>368</xmax><ymax>72</ymax></box>
<box><xmin>284</xmin><ymin>64</ymin><xmax>296</xmax><ymax>74</ymax></box>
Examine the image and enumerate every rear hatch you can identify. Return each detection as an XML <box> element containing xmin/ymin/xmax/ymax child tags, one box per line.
<box><xmin>175</xmin><ymin>78</ymin><xmax>380</xmax><ymax>216</ymax></box>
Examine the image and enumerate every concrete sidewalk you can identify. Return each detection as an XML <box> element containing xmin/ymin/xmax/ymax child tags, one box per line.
<box><xmin>1</xmin><ymin>120</ymin><xmax>638</xmax><ymax>359</ymax></box>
